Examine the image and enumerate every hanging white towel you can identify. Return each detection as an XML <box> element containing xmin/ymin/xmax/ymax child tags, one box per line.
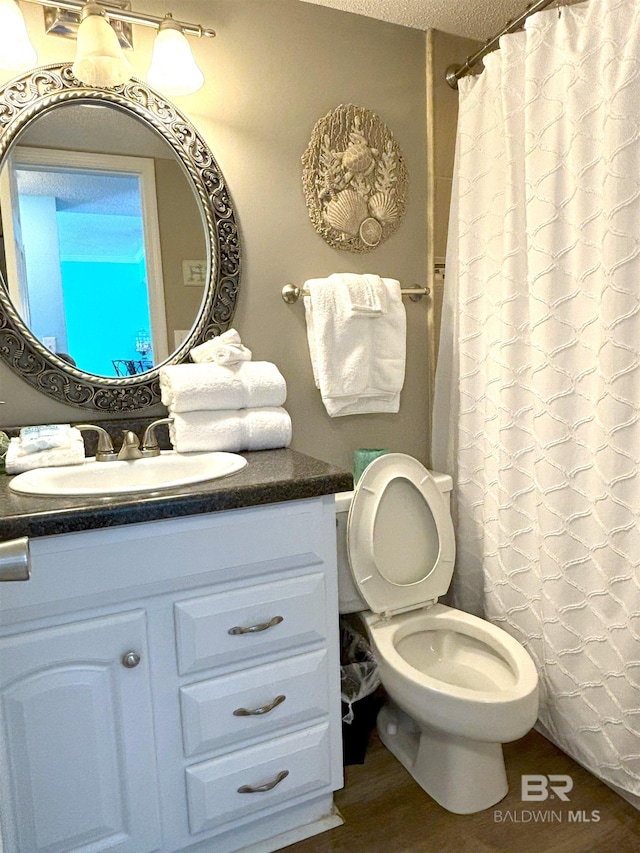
<box><xmin>169</xmin><ymin>407</ymin><xmax>292</xmax><ymax>453</ymax></box>
<box><xmin>159</xmin><ymin>362</ymin><xmax>287</xmax><ymax>413</ymax></box>
<box><xmin>330</xmin><ymin>273</ymin><xmax>387</xmax><ymax>315</ymax></box>
<box><xmin>190</xmin><ymin>328</ymin><xmax>252</xmax><ymax>365</ymax></box>
<box><xmin>303</xmin><ymin>276</ymin><xmax>406</xmax><ymax>417</ymax></box>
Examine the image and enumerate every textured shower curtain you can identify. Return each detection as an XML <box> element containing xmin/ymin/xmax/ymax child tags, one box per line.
<box><xmin>432</xmin><ymin>0</ymin><xmax>640</xmax><ymax>799</ymax></box>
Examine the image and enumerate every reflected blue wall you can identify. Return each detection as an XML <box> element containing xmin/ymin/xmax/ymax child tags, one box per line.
<box><xmin>60</xmin><ymin>259</ymin><xmax>151</xmax><ymax>376</ymax></box>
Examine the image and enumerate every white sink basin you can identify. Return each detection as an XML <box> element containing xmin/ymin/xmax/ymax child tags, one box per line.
<box><xmin>9</xmin><ymin>451</ymin><xmax>247</xmax><ymax>497</ymax></box>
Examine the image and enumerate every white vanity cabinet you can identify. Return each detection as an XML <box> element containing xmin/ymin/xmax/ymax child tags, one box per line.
<box><xmin>0</xmin><ymin>610</ymin><xmax>161</xmax><ymax>853</ymax></box>
<box><xmin>0</xmin><ymin>495</ymin><xmax>343</xmax><ymax>853</ymax></box>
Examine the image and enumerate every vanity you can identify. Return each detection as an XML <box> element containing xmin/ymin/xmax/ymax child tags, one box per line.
<box><xmin>0</xmin><ymin>449</ymin><xmax>352</xmax><ymax>853</ymax></box>
<box><xmin>0</xmin><ymin>52</ymin><xmax>352</xmax><ymax>853</ymax></box>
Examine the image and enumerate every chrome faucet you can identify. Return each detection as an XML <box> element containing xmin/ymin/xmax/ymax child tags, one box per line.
<box><xmin>140</xmin><ymin>418</ymin><xmax>174</xmax><ymax>458</ymax></box>
<box><xmin>75</xmin><ymin>424</ymin><xmax>118</xmax><ymax>462</ymax></box>
<box><xmin>75</xmin><ymin>419</ymin><xmax>174</xmax><ymax>462</ymax></box>
<box><xmin>117</xmin><ymin>430</ymin><xmax>143</xmax><ymax>461</ymax></box>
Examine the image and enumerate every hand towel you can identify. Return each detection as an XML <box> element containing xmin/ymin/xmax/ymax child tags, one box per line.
<box><xmin>6</xmin><ymin>429</ymin><xmax>85</xmax><ymax>474</ymax></box>
<box><xmin>303</xmin><ymin>276</ymin><xmax>406</xmax><ymax>417</ymax></box>
<box><xmin>159</xmin><ymin>361</ymin><xmax>287</xmax><ymax>413</ymax></box>
<box><xmin>190</xmin><ymin>329</ymin><xmax>252</xmax><ymax>366</ymax></box>
<box><xmin>329</xmin><ymin>273</ymin><xmax>388</xmax><ymax>315</ymax></box>
<box><xmin>169</xmin><ymin>407</ymin><xmax>292</xmax><ymax>453</ymax></box>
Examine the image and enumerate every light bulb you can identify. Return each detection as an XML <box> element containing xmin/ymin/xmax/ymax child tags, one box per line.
<box><xmin>0</xmin><ymin>0</ymin><xmax>37</xmax><ymax>73</ymax></box>
<box><xmin>147</xmin><ymin>17</ymin><xmax>204</xmax><ymax>97</ymax></box>
<box><xmin>71</xmin><ymin>2</ymin><xmax>131</xmax><ymax>88</ymax></box>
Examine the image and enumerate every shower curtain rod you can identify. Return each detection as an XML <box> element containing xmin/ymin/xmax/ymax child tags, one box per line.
<box><xmin>445</xmin><ymin>0</ymin><xmax>561</xmax><ymax>89</ymax></box>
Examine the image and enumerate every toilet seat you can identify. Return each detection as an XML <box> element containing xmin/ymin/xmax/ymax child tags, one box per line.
<box><xmin>347</xmin><ymin>453</ymin><xmax>455</xmax><ymax>616</ymax></box>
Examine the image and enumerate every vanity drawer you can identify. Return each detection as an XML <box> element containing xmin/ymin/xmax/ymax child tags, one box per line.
<box><xmin>174</xmin><ymin>573</ymin><xmax>327</xmax><ymax>675</ymax></box>
<box><xmin>180</xmin><ymin>649</ymin><xmax>329</xmax><ymax>757</ymax></box>
<box><xmin>185</xmin><ymin>723</ymin><xmax>331</xmax><ymax>836</ymax></box>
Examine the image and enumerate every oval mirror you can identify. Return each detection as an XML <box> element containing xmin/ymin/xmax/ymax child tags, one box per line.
<box><xmin>0</xmin><ymin>63</ymin><xmax>241</xmax><ymax>411</ymax></box>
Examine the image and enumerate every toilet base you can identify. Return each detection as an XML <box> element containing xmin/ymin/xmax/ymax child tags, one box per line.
<box><xmin>377</xmin><ymin>703</ymin><xmax>509</xmax><ymax>814</ymax></box>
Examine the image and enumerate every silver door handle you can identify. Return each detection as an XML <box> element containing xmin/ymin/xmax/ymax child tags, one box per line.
<box><xmin>228</xmin><ymin>615</ymin><xmax>283</xmax><ymax>635</ymax></box>
<box><xmin>237</xmin><ymin>770</ymin><xmax>289</xmax><ymax>794</ymax></box>
<box><xmin>233</xmin><ymin>695</ymin><xmax>286</xmax><ymax>717</ymax></box>
<box><xmin>0</xmin><ymin>537</ymin><xmax>30</xmax><ymax>582</ymax></box>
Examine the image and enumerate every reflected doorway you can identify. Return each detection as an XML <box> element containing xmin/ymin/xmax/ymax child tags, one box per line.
<box><xmin>0</xmin><ymin>147</ymin><xmax>168</xmax><ymax>376</ymax></box>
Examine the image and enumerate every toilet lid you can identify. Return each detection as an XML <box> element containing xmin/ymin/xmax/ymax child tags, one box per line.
<box><xmin>346</xmin><ymin>453</ymin><xmax>455</xmax><ymax>616</ymax></box>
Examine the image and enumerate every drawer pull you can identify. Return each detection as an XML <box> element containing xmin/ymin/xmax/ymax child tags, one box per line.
<box><xmin>233</xmin><ymin>694</ymin><xmax>286</xmax><ymax>717</ymax></box>
<box><xmin>237</xmin><ymin>769</ymin><xmax>289</xmax><ymax>794</ymax></box>
<box><xmin>228</xmin><ymin>615</ymin><xmax>284</xmax><ymax>636</ymax></box>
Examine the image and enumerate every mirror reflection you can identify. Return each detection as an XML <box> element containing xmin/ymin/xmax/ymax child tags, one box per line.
<box><xmin>0</xmin><ymin>103</ymin><xmax>208</xmax><ymax>378</ymax></box>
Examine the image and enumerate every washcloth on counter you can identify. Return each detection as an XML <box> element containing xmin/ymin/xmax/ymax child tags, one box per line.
<box><xmin>190</xmin><ymin>329</ymin><xmax>252</xmax><ymax>365</ymax></box>
<box><xmin>6</xmin><ymin>428</ymin><xmax>85</xmax><ymax>474</ymax></box>
<box><xmin>169</xmin><ymin>408</ymin><xmax>292</xmax><ymax>453</ymax></box>
<box><xmin>159</xmin><ymin>361</ymin><xmax>287</xmax><ymax>413</ymax></box>
<box><xmin>303</xmin><ymin>275</ymin><xmax>406</xmax><ymax>417</ymax></box>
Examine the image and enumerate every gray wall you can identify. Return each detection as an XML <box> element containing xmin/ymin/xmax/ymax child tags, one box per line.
<box><xmin>0</xmin><ymin>0</ymin><xmax>430</xmax><ymax>473</ymax></box>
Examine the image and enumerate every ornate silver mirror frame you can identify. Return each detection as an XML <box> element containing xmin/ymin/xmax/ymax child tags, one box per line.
<box><xmin>0</xmin><ymin>63</ymin><xmax>241</xmax><ymax>411</ymax></box>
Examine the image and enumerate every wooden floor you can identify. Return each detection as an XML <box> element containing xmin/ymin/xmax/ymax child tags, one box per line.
<box><xmin>283</xmin><ymin>729</ymin><xmax>640</xmax><ymax>853</ymax></box>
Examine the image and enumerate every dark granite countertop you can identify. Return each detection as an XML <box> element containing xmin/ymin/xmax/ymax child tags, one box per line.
<box><xmin>0</xmin><ymin>449</ymin><xmax>352</xmax><ymax>541</ymax></box>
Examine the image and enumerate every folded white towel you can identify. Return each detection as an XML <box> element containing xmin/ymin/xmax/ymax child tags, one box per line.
<box><xmin>6</xmin><ymin>429</ymin><xmax>85</xmax><ymax>474</ymax></box>
<box><xmin>303</xmin><ymin>277</ymin><xmax>406</xmax><ymax>417</ymax></box>
<box><xmin>169</xmin><ymin>407</ymin><xmax>292</xmax><ymax>453</ymax></box>
<box><xmin>159</xmin><ymin>362</ymin><xmax>287</xmax><ymax>413</ymax></box>
<box><xmin>330</xmin><ymin>273</ymin><xmax>387</xmax><ymax>315</ymax></box>
<box><xmin>190</xmin><ymin>329</ymin><xmax>252</xmax><ymax>366</ymax></box>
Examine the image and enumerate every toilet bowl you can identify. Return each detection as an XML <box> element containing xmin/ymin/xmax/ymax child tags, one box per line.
<box><xmin>337</xmin><ymin>453</ymin><xmax>539</xmax><ymax>814</ymax></box>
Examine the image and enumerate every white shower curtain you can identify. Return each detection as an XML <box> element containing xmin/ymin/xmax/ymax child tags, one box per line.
<box><xmin>433</xmin><ymin>0</ymin><xmax>640</xmax><ymax>799</ymax></box>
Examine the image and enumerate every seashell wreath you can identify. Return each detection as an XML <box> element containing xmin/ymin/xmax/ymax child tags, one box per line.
<box><xmin>301</xmin><ymin>104</ymin><xmax>408</xmax><ymax>253</ymax></box>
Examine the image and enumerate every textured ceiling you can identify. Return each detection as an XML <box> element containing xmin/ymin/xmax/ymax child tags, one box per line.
<box><xmin>299</xmin><ymin>0</ymin><xmax>539</xmax><ymax>39</ymax></box>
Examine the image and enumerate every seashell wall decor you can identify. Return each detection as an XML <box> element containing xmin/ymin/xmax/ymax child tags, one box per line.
<box><xmin>301</xmin><ymin>104</ymin><xmax>408</xmax><ymax>253</ymax></box>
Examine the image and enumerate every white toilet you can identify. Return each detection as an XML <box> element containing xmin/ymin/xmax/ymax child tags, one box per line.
<box><xmin>335</xmin><ymin>453</ymin><xmax>539</xmax><ymax>814</ymax></box>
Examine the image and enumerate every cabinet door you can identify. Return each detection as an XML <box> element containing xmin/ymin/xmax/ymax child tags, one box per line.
<box><xmin>0</xmin><ymin>611</ymin><xmax>161</xmax><ymax>853</ymax></box>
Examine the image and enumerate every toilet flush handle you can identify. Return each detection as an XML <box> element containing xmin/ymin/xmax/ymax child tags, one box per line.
<box><xmin>0</xmin><ymin>537</ymin><xmax>30</xmax><ymax>582</ymax></box>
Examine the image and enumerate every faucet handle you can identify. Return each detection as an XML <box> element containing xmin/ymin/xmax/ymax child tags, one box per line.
<box><xmin>75</xmin><ymin>424</ymin><xmax>118</xmax><ymax>462</ymax></box>
<box><xmin>141</xmin><ymin>417</ymin><xmax>174</xmax><ymax>457</ymax></box>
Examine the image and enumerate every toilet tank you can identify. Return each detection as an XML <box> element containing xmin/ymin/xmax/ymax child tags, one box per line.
<box><xmin>335</xmin><ymin>471</ymin><xmax>453</xmax><ymax>614</ymax></box>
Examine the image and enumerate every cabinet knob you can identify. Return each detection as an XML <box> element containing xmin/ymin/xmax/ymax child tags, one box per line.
<box><xmin>122</xmin><ymin>651</ymin><xmax>141</xmax><ymax>668</ymax></box>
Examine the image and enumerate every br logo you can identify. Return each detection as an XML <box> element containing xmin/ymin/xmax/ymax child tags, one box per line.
<box><xmin>521</xmin><ymin>775</ymin><xmax>573</xmax><ymax>802</ymax></box>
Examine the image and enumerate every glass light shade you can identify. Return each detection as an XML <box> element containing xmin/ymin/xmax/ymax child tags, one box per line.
<box><xmin>0</xmin><ymin>0</ymin><xmax>37</xmax><ymax>72</ymax></box>
<box><xmin>71</xmin><ymin>7</ymin><xmax>131</xmax><ymax>88</ymax></box>
<box><xmin>147</xmin><ymin>26</ymin><xmax>204</xmax><ymax>96</ymax></box>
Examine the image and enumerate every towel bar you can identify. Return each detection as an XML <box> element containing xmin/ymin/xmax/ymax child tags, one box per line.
<box><xmin>281</xmin><ymin>283</ymin><xmax>429</xmax><ymax>304</ymax></box>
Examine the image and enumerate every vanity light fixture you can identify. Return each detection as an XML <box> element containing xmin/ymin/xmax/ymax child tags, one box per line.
<box><xmin>71</xmin><ymin>2</ymin><xmax>130</xmax><ymax>87</ymax></box>
<box><xmin>0</xmin><ymin>0</ymin><xmax>38</xmax><ymax>72</ymax></box>
<box><xmin>147</xmin><ymin>15</ymin><xmax>204</xmax><ymax>97</ymax></box>
<box><xmin>0</xmin><ymin>0</ymin><xmax>215</xmax><ymax>95</ymax></box>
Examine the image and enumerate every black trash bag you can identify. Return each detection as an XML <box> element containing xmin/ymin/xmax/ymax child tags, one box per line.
<box><xmin>339</xmin><ymin>616</ymin><xmax>384</xmax><ymax>765</ymax></box>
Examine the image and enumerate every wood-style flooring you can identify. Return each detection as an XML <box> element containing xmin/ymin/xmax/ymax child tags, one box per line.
<box><xmin>283</xmin><ymin>729</ymin><xmax>640</xmax><ymax>853</ymax></box>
